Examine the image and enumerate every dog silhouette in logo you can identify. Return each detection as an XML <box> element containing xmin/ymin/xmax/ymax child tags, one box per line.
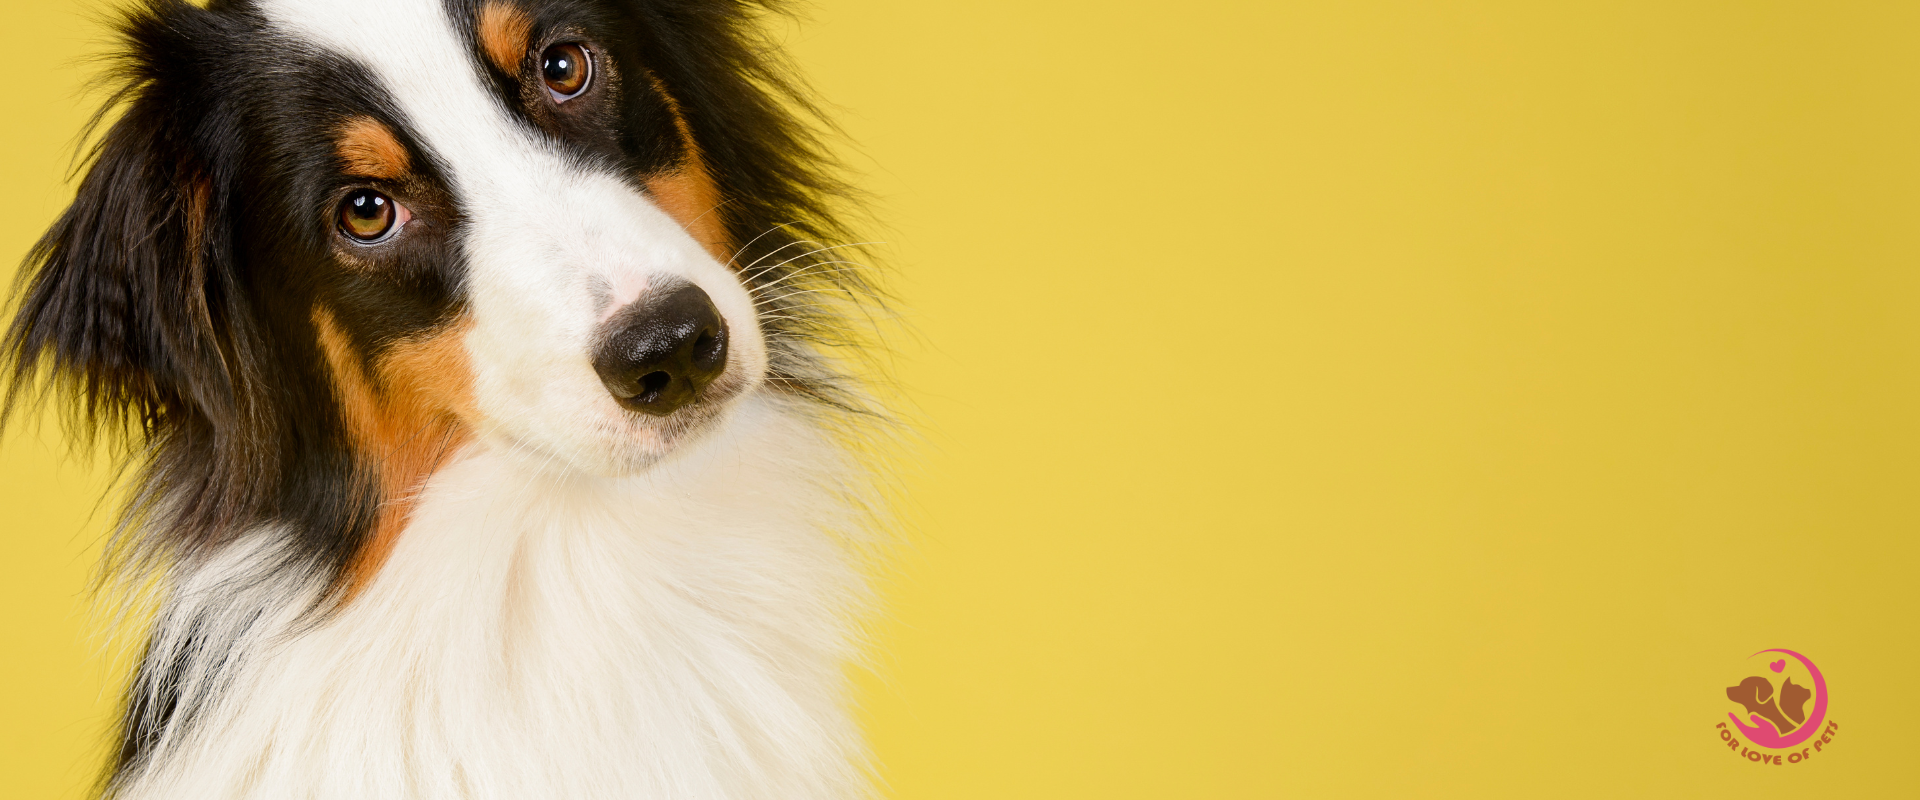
<box><xmin>1726</xmin><ymin>674</ymin><xmax>1813</xmax><ymax>735</ymax></box>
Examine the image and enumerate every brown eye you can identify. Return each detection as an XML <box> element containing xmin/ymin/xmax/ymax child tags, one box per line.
<box><xmin>541</xmin><ymin>42</ymin><xmax>591</xmax><ymax>101</ymax></box>
<box><xmin>338</xmin><ymin>189</ymin><xmax>404</xmax><ymax>243</ymax></box>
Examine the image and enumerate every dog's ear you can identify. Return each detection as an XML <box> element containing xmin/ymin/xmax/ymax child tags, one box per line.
<box><xmin>3</xmin><ymin>2</ymin><xmax>246</xmax><ymax>442</ymax></box>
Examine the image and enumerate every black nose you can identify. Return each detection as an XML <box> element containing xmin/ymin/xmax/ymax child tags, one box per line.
<box><xmin>593</xmin><ymin>284</ymin><xmax>729</xmax><ymax>416</ymax></box>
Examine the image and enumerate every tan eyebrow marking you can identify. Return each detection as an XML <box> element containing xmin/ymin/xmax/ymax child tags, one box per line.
<box><xmin>335</xmin><ymin>116</ymin><xmax>412</xmax><ymax>180</ymax></box>
<box><xmin>479</xmin><ymin>1</ymin><xmax>535</xmax><ymax>74</ymax></box>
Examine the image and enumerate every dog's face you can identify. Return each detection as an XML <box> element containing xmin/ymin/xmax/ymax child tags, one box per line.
<box><xmin>7</xmin><ymin>0</ymin><xmax>860</xmax><ymax>572</ymax></box>
<box><xmin>258</xmin><ymin>0</ymin><xmax>767</xmax><ymax>475</ymax></box>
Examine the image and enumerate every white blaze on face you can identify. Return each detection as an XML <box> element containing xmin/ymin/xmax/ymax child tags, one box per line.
<box><xmin>261</xmin><ymin>0</ymin><xmax>766</xmax><ymax>474</ymax></box>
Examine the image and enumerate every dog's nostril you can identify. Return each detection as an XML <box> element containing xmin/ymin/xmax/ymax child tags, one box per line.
<box><xmin>639</xmin><ymin>371</ymin><xmax>671</xmax><ymax>397</ymax></box>
<box><xmin>693</xmin><ymin>331</ymin><xmax>721</xmax><ymax>362</ymax></box>
<box><xmin>592</xmin><ymin>284</ymin><xmax>730</xmax><ymax>416</ymax></box>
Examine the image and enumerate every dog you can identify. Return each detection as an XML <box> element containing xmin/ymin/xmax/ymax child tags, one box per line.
<box><xmin>4</xmin><ymin>0</ymin><xmax>883</xmax><ymax>797</ymax></box>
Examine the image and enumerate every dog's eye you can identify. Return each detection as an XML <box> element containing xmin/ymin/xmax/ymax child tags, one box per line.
<box><xmin>338</xmin><ymin>189</ymin><xmax>406</xmax><ymax>244</ymax></box>
<box><xmin>541</xmin><ymin>42</ymin><xmax>591</xmax><ymax>101</ymax></box>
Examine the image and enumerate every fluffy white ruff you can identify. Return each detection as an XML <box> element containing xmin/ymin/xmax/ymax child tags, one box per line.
<box><xmin>119</xmin><ymin>393</ymin><xmax>872</xmax><ymax>799</ymax></box>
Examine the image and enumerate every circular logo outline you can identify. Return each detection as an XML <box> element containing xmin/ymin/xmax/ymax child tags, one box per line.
<box><xmin>1726</xmin><ymin>648</ymin><xmax>1827</xmax><ymax>749</ymax></box>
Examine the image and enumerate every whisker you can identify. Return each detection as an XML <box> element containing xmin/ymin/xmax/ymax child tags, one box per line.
<box><xmin>754</xmin><ymin>302</ymin><xmax>861</xmax><ymax>317</ymax></box>
<box><xmin>686</xmin><ymin>197</ymin><xmax>736</xmax><ymax>229</ymax></box>
<box><xmin>748</xmin><ymin>262</ymin><xmax>868</xmax><ymax>296</ymax></box>
<box><xmin>762</xmin><ymin>332</ymin><xmax>840</xmax><ymax>347</ymax></box>
<box><xmin>738</xmin><ymin>239</ymin><xmax>827</xmax><ymax>283</ymax></box>
<box><xmin>762</xmin><ymin>298</ymin><xmax>902</xmax><ymax>317</ymax></box>
<box><xmin>735</xmin><ymin>236</ymin><xmax>827</xmax><ymax>277</ymax></box>
<box><xmin>754</xmin><ymin>315</ymin><xmax>873</xmax><ymax>338</ymax></box>
<box><xmin>753</xmin><ymin>286</ymin><xmax>859</xmax><ymax>308</ymax></box>
<box><xmin>742</xmin><ymin>242</ymin><xmax>885</xmax><ymax>286</ymax></box>
<box><xmin>723</xmin><ymin>221</ymin><xmax>804</xmax><ymax>271</ymax></box>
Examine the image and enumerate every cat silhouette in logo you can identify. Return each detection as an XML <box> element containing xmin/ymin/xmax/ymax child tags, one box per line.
<box><xmin>1727</xmin><ymin>675</ymin><xmax>1813</xmax><ymax>735</ymax></box>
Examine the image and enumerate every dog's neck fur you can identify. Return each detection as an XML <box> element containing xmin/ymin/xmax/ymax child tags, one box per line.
<box><xmin>117</xmin><ymin>393</ymin><xmax>870</xmax><ymax>800</ymax></box>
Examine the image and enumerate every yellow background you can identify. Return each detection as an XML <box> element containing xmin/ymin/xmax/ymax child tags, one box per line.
<box><xmin>4</xmin><ymin>0</ymin><xmax>1916</xmax><ymax>796</ymax></box>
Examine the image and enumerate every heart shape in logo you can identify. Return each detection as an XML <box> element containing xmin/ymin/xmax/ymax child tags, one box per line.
<box><xmin>1769</xmin><ymin>659</ymin><xmax>1787</xmax><ymax>673</ymax></box>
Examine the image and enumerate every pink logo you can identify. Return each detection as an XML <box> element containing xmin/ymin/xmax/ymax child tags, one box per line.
<box><xmin>1725</xmin><ymin>649</ymin><xmax>1826</xmax><ymax>748</ymax></box>
<box><xmin>1714</xmin><ymin>648</ymin><xmax>1841</xmax><ymax>766</ymax></box>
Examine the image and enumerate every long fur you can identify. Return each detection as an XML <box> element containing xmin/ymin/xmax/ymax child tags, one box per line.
<box><xmin>120</xmin><ymin>395</ymin><xmax>876</xmax><ymax>798</ymax></box>
<box><xmin>4</xmin><ymin>0</ymin><xmax>888</xmax><ymax>797</ymax></box>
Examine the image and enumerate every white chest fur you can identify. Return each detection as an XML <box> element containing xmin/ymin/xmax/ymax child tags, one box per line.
<box><xmin>122</xmin><ymin>396</ymin><xmax>871</xmax><ymax>800</ymax></box>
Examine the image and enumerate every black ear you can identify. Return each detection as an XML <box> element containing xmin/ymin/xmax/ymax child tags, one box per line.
<box><xmin>3</xmin><ymin>1</ymin><xmax>242</xmax><ymax>442</ymax></box>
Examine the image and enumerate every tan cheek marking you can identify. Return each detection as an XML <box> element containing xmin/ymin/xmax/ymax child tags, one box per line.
<box><xmin>313</xmin><ymin>309</ymin><xmax>475</xmax><ymax>596</ymax></box>
<box><xmin>335</xmin><ymin>116</ymin><xmax>412</xmax><ymax>181</ymax></box>
<box><xmin>479</xmin><ymin>1</ymin><xmax>534</xmax><ymax>75</ymax></box>
<box><xmin>378</xmin><ymin>318</ymin><xmax>481</xmax><ymax>426</ymax></box>
<box><xmin>643</xmin><ymin>76</ymin><xmax>730</xmax><ymax>260</ymax></box>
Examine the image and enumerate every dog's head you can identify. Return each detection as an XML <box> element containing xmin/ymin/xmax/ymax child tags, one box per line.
<box><xmin>5</xmin><ymin>0</ymin><xmax>863</xmax><ymax>575</ymax></box>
